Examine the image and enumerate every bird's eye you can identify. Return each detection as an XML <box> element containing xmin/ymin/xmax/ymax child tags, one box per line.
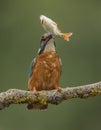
<box><xmin>41</xmin><ymin>36</ymin><xmax>47</xmax><ymax>41</ymax></box>
<box><xmin>41</xmin><ymin>36</ymin><xmax>46</xmax><ymax>41</ymax></box>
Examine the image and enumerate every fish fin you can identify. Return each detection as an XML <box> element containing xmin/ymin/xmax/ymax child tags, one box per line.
<box><xmin>53</xmin><ymin>22</ymin><xmax>61</xmax><ymax>32</ymax></box>
<box><xmin>62</xmin><ymin>32</ymin><xmax>72</xmax><ymax>41</ymax></box>
<box><xmin>52</xmin><ymin>21</ymin><xmax>57</xmax><ymax>26</ymax></box>
<box><xmin>58</xmin><ymin>28</ymin><xmax>61</xmax><ymax>32</ymax></box>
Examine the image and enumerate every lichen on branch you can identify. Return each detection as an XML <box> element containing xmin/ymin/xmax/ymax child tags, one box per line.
<box><xmin>0</xmin><ymin>82</ymin><xmax>101</xmax><ymax>110</ymax></box>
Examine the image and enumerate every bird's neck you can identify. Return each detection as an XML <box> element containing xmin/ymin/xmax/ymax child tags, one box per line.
<box><xmin>44</xmin><ymin>39</ymin><xmax>56</xmax><ymax>52</ymax></box>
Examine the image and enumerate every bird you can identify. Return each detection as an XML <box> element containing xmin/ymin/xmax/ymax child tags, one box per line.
<box><xmin>27</xmin><ymin>33</ymin><xmax>62</xmax><ymax>110</ymax></box>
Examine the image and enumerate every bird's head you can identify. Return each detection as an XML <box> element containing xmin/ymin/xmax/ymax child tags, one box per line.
<box><xmin>38</xmin><ymin>33</ymin><xmax>56</xmax><ymax>54</ymax></box>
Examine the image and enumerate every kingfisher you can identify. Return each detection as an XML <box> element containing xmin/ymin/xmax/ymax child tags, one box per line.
<box><xmin>27</xmin><ymin>33</ymin><xmax>62</xmax><ymax>110</ymax></box>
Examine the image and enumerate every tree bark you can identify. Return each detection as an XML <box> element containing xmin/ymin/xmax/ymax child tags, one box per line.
<box><xmin>0</xmin><ymin>81</ymin><xmax>101</xmax><ymax>110</ymax></box>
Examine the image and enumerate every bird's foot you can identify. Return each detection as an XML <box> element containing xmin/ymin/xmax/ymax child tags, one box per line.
<box><xmin>33</xmin><ymin>87</ymin><xmax>38</xmax><ymax>94</ymax></box>
<box><xmin>55</xmin><ymin>86</ymin><xmax>62</xmax><ymax>92</ymax></box>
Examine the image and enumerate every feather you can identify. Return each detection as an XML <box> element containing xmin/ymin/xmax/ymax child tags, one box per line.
<box><xmin>28</xmin><ymin>58</ymin><xmax>36</xmax><ymax>79</ymax></box>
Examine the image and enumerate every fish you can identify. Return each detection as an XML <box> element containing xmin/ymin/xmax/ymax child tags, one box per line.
<box><xmin>40</xmin><ymin>15</ymin><xmax>72</xmax><ymax>42</ymax></box>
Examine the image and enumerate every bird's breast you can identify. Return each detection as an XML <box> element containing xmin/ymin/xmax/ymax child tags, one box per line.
<box><xmin>28</xmin><ymin>51</ymin><xmax>61</xmax><ymax>91</ymax></box>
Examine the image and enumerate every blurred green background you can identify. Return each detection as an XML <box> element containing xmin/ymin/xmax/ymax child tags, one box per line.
<box><xmin>0</xmin><ymin>0</ymin><xmax>101</xmax><ymax>130</ymax></box>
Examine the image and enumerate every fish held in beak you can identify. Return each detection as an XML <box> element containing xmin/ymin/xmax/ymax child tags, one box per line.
<box><xmin>40</xmin><ymin>15</ymin><xmax>72</xmax><ymax>42</ymax></box>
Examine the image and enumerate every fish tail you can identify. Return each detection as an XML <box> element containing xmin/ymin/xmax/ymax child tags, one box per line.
<box><xmin>61</xmin><ymin>32</ymin><xmax>72</xmax><ymax>41</ymax></box>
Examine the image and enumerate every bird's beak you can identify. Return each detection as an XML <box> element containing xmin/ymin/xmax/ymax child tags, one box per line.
<box><xmin>46</xmin><ymin>34</ymin><xmax>53</xmax><ymax>42</ymax></box>
<box><xmin>41</xmin><ymin>34</ymin><xmax>53</xmax><ymax>44</ymax></box>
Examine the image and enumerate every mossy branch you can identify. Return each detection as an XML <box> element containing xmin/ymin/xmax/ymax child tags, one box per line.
<box><xmin>0</xmin><ymin>81</ymin><xmax>101</xmax><ymax>110</ymax></box>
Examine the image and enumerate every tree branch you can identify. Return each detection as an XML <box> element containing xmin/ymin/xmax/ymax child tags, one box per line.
<box><xmin>0</xmin><ymin>81</ymin><xmax>101</xmax><ymax>110</ymax></box>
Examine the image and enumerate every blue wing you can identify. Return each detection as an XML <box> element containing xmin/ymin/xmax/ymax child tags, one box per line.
<box><xmin>28</xmin><ymin>58</ymin><xmax>36</xmax><ymax>79</ymax></box>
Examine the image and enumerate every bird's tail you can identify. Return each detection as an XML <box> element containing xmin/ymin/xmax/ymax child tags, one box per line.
<box><xmin>61</xmin><ymin>32</ymin><xmax>72</xmax><ymax>42</ymax></box>
<box><xmin>27</xmin><ymin>103</ymin><xmax>48</xmax><ymax>110</ymax></box>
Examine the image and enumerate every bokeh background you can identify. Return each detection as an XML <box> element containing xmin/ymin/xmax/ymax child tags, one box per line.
<box><xmin>0</xmin><ymin>0</ymin><xmax>101</xmax><ymax>130</ymax></box>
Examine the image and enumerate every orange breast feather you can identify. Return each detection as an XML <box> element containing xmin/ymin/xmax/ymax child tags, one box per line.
<box><xmin>28</xmin><ymin>51</ymin><xmax>61</xmax><ymax>91</ymax></box>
